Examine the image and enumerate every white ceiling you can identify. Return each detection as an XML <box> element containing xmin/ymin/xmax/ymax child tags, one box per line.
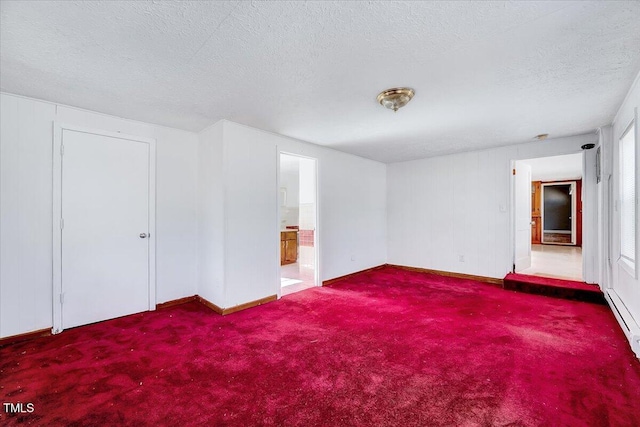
<box><xmin>1</xmin><ymin>1</ymin><xmax>639</xmax><ymax>163</ymax></box>
<box><xmin>522</xmin><ymin>153</ymin><xmax>583</xmax><ymax>181</ymax></box>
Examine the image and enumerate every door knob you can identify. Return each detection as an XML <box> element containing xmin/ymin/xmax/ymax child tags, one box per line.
<box><xmin>140</xmin><ymin>233</ymin><xmax>147</xmax><ymax>238</ymax></box>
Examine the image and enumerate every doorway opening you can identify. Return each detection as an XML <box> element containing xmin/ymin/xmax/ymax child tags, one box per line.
<box><xmin>514</xmin><ymin>153</ymin><xmax>584</xmax><ymax>281</ymax></box>
<box><xmin>279</xmin><ymin>153</ymin><xmax>317</xmax><ymax>296</ymax></box>
<box><xmin>541</xmin><ymin>181</ymin><xmax>578</xmax><ymax>245</ymax></box>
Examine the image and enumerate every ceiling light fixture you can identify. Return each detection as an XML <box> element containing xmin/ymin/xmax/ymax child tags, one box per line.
<box><xmin>377</xmin><ymin>87</ymin><xmax>415</xmax><ymax>112</ymax></box>
<box><xmin>535</xmin><ymin>134</ymin><xmax>549</xmax><ymax>140</ymax></box>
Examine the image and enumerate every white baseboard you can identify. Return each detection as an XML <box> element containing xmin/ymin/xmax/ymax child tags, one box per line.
<box><xmin>605</xmin><ymin>289</ymin><xmax>640</xmax><ymax>358</ymax></box>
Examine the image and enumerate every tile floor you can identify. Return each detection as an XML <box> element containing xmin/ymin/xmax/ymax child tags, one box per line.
<box><xmin>281</xmin><ymin>261</ymin><xmax>316</xmax><ymax>296</ymax></box>
<box><xmin>518</xmin><ymin>244</ymin><xmax>583</xmax><ymax>281</ymax></box>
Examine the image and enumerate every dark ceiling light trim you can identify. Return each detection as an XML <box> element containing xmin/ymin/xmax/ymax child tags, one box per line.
<box><xmin>377</xmin><ymin>87</ymin><xmax>415</xmax><ymax>112</ymax></box>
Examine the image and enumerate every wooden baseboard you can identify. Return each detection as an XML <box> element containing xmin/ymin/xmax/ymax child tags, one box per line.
<box><xmin>322</xmin><ymin>265</ymin><xmax>387</xmax><ymax>286</ymax></box>
<box><xmin>222</xmin><ymin>295</ymin><xmax>277</xmax><ymax>315</ymax></box>
<box><xmin>195</xmin><ymin>295</ymin><xmax>224</xmax><ymax>315</ymax></box>
<box><xmin>195</xmin><ymin>294</ymin><xmax>276</xmax><ymax>315</ymax></box>
<box><xmin>386</xmin><ymin>264</ymin><xmax>504</xmax><ymax>287</ymax></box>
<box><xmin>0</xmin><ymin>328</ymin><xmax>51</xmax><ymax>347</ymax></box>
<box><xmin>89</xmin><ymin>292</ymin><xmax>273</xmax><ymax>318</ymax></box>
<box><xmin>156</xmin><ymin>295</ymin><xmax>224</xmax><ymax>314</ymax></box>
<box><xmin>156</xmin><ymin>296</ymin><xmax>197</xmax><ymax>309</ymax></box>
<box><xmin>322</xmin><ymin>264</ymin><xmax>503</xmax><ymax>287</ymax></box>
<box><xmin>1</xmin><ymin>293</ymin><xmax>276</xmax><ymax>347</ymax></box>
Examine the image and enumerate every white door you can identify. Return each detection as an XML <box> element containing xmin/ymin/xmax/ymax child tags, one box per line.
<box><xmin>60</xmin><ymin>129</ymin><xmax>151</xmax><ymax>329</ymax></box>
<box><xmin>514</xmin><ymin>161</ymin><xmax>532</xmax><ymax>271</ymax></box>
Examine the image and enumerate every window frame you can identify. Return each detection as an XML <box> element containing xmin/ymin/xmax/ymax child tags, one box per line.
<box><xmin>618</xmin><ymin>115</ymin><xmax>638</xmax><ymax>278</ymax></box>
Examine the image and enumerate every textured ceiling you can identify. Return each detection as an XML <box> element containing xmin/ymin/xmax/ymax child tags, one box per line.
<box><xmin>1</xmin><ymin>1</ymin><xmax>639</xmax><ymax>163</ymax></box>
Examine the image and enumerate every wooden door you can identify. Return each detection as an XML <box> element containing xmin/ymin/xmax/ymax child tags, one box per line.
<box><xmin>280</xmin><ymin>240</ymin><xmax>286</xmax><ymax>264</ymax></box>
<box><xmin>531</xmin><ymin>181</ymin><xmax>542</xmax><ymax>244</ymax></box>
<box><xmin>280</xmin><ymin>231</ymin><xmax>298</xmax><ymax>265</ymax></box>
<box><xmin>285</xmin><ymin>239</ymin><xmax>297</xmax><ymax>263</ymax></box>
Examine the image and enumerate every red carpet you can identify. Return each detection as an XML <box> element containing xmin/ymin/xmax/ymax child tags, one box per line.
<box><xmin>2</xmin><ymin>266</ymin><xmax>639</xmax><ymax>426</ymax></box>
<box><xmin>504</xmin><ymin>273</ymin><xmax>606</xmax><ymax>304</ymax></box>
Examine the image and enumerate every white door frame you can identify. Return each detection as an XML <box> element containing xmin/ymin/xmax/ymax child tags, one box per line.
<box><xmin>276</xmin><ymin>151</ymin><xmax>320</xmax><ymax>298</ymax></box>
<box><xmin>52</xmin><ymin>123</ymin><xmax>156</xmax><ymax>334</ymax></box>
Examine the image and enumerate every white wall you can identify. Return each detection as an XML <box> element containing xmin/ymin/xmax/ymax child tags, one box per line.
<box><xmin>299</xmin><ymin>157</ymin><xmax>316</xmax><ymax>204</ymax></box>
<box><xmin>279</xmin><ymin>155</ymin><xmax>299</xmax><ymax>227</ymax></box>
<box><xmin>223</xmin><ymin>122</ymin><xmax>280</xmax><ymax>307</ymax></box>
<box><xmin>0</xmin><ymin>93</ymin><xmax>199</xmax><ymax>338</ymax></box>
<box><xmin>197</xmin><ymin>120</ymin><xmax>387</xmax><ymax>309</ymax></box>
<box><xmin>387</xmin><ymin>133</ymin><xmax>598</xmax><ymax>280</ymax></box>
<box><xmin>582</xmin><ymin>143</ymin><xmax>599</xmax><ymax>283</ymax></box>
<box><xmin>225</xmin><ymin>122</ymin><xmax>388</xmax><ymax>283</ymax></box>
<box><xmin>524</xmin><ymin>153</ymin><xmax>583</xmax><ymax>181</ymax></box>
<box><xmin>597</xmin><ymin>126</ymin><xmax>613</xmax><ymax>290</ymax></box>
<box><xmin>0</xmin><ymin>94</ymin><xmax>56</xmax><ymax>338</ymax></box>
<box><xmin>197</xmin><ymin>121</ymin><xmax>225</xmax><ymax>307</ymax></box>
<box><xmin>298</xmin><ymin>157</ymin><xmax>316</xmax><ymax>230</ymax></box>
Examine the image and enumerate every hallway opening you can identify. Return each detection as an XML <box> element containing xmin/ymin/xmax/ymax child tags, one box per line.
<box><xmin>279</xmin><ymin>153</ymin><xmax>318</xmax><ymax>296</ymax></box>
<box><xmin>514</xmin><ymin>153</ymin><xmax>584</xmax><ymax>281</ymax></box>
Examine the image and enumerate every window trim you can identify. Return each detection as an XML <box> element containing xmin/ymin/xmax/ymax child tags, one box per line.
<box><xmin>618</xmin><ymin>112</ymin><xmax>638</xmax><ymax>279</ymax></box>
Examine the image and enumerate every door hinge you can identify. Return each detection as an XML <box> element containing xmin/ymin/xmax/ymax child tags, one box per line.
<box><xmin>60</xmin><ymin>293</ymin><xmax>65</xmax><ymax>304</ymax></box>
<box><xmin>60</xmin><ymin>143</ymin><xmax>64</xmax><ymax>156</ymax></box>
<box><xmin>60</xmin><ymin>218</ymin><xmax>64</xmax><ymax>230</ymax></box>
<box><xmin>512</xmin><ymin>168</ymin><xmax>516</xmax><ymax>175</ymax></box>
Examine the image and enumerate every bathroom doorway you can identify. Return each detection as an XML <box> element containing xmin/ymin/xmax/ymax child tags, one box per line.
<box><xmin>279</xmin><ymin>153</ymin><xmax>318</xmax><ymax>296</ymax></box>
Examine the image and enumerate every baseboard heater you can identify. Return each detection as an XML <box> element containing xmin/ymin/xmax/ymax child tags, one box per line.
<box><xmin>605</xmin><ymin>289</ymin><xmax>640</xmax><ymax>358</ymax></box>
